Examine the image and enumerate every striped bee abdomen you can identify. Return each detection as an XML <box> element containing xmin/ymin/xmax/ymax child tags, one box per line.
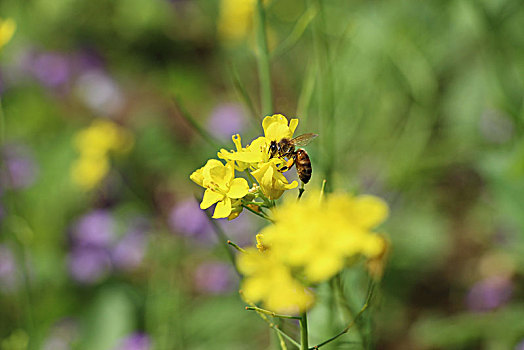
<box><xmin>295</xmin><ymin>149</ymin><xmax>312</xmax><ymax>184</ymax></box>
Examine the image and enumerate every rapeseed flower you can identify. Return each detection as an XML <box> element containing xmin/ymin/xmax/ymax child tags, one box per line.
<box><xmin>238</xmin><ymin>248</ymin><xmax>314</xmax><ymax>314</ymax></box>
<box><xmin>258</xmin><ymin>192</ymin><xmax>388</xmax><ymax>282</ymax></box>
<box><xmin>71</xmin><ymin>120</ymin><xmax>133</xmax><ymax>190</ymax></box>
<box><xmin>217</xmin><ymin>0</ymin><xmax>256</xmax><ymax>42</ymax></box>
<box><xmin>0</xmin><ymin>18</ymin><xmax>15</xmax><ymax>51</ymax></box>
<box><xmin>251</xmin><ymin>158</ymin><xmax>297</xmax><ymax>199</ymax></box>
<box><xmin>190</xmin><ymin>160</ymin><xmax>249</xmax><ymax>219</ymax></box>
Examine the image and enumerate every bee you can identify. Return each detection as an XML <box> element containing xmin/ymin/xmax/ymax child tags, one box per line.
<box><xmin>269</xmin><ymin>133</ymin><xmax>318</xmax><ymax>184</ymax></box>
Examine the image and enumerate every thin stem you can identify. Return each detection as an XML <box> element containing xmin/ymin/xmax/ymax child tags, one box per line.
<box><xmin>241</xmin><ymin>204</ymin><xmax>274</xmax><ymax>222</ymax></box>
<box><xmin>227</xmin><ymin>240</ymin><xmax>245</xmax><ymax>253</ymax></box>
<box><xmin>245</xmin><ymin>170</ymin><xmax>258</xmax><ymax>186</ymax></box>
<box><xmin>309</xmin><ymin>282</ymin><xmax>375</xmax><ymax>349</ymax></box>
<box><xmin>245</xmin><ymin>306</ymin><xmax>301</xmax><ymax>320</ymax></box>
<box><xmin>255</xmin><ymin>0</ymin><xmax>273</xmax><ymax>116</ymax></box>
<box><xmin>172</xmin><ymin>97</ymin><xmax>222</xmax><ymax>148</ymax></box>
<box><xmin>300</xmin><ymin>312</ymin><xmax>309</xmax><ymax>350</ymax></box>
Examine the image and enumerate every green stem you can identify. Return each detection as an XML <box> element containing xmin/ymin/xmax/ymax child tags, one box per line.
<box><xmin>300</xmin><ymin>312</ymin><xmax>308</xmax><ymax>350</ymax></box>
<box><xmin>241</xmin><ymin>204</ymin><xmax>274</xmax><ymax>222</ymax></box>
<box><xmin>309</xmin><ymin>282</ymin><xmax>375</xmax><ymax>349</ymax></box>
<box><xmin>255</xmin><ymin>0</ymin><xmax>273</xmax><ymax>116</ymax></box>
<box><xmin>245</xmin><ymin>306</ymin><xmax>301</xmax><ymax>320</ymax></box>
<box><xmin>227</xmin><ymin>240</ymin><xmax>245</xmax><ymax>252</ymax></box>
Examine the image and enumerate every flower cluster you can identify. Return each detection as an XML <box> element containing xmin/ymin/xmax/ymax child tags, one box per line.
<box><xmin>190</xmin><ymin>114</ymin><xmax>299</xmax><ymax>219</ymax></box>
<box><xmin>237</xmin><ymin>192</ymin><xmax>389</xmax><ymax>314</ymax></box>
<box><xmin>70</xmin><ymin>119</ymin><xmax>133</xmax><ymax>190</ymax></box>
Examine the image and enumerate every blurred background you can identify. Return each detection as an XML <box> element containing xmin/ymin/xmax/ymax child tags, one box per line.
<box><xmin>0</xmin><ymin>0</ymin><xmax>524</xmax><ymax>349</ymax></box>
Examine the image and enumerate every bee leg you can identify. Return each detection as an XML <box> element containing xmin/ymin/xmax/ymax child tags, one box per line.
<box><xmin>280</xmin><ymin>157</ymin><xmax>295</xmax><ymax>172</ymax></box>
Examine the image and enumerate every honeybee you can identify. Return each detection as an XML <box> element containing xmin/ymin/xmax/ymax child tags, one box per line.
<box><xmin>269</xmin><ymin>133</ymin><xmax>318</xmax><ymax>184</ymax></box>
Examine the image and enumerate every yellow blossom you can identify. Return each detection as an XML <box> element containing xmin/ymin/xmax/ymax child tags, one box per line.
<box><xmin>71</xmin><ymin>156</ymin><xmax>109</xmax><ymax>190</ymax></box>
<box><xmin>259</xmin><ymin>192</ymin><xmax>388</xmax><ymax>283</ymax></box>
<box><xmin>218</xmin><ymin>134</ymin><xmax>264</xmax><ymax>171</ymax></box>
<box><xmin>238</xmin><ymin>248</ymin><xmax>314</xmax><ymax>314</ymax></box>
<box><xmin>262</xmin><ymin>114</ymin><xmax>299</xmax><ymax>142</ymax></box>
<box><xmin>217</xmin><ymin>0</ymin><xmax>256</xmax><ymax>42</ymax></box>
<box><xmin>71</xmin><ymin>119</ymin><xmax>134</xmax><ymax>190</ymax></box>
<box><xmin>190</xmin><ymin>160</ymin><xmax>249</xmax><ymax>219</ymax></box>
<box><xmin>0</xmin><ymin>18</ymin><xmax>16</xmax><ymax>51</ymax></box>
<box><xmin>74</xmin><ymin>119</ymin><xmax>133</xmax><ymax>157</ymax></box>
<box><xmin>251</xmin><ymin>158</ymin><xmax>297</xmax><ymax>199</ymax></box>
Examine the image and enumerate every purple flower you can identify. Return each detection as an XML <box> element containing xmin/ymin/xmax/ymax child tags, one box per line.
<box><xmin>466</xmin><ymin>276</ymin><xmax>513</xmax><ymax>312</ymax></box>
<box><xmin>112</xmin><ymin>231</ymin><xmax>147</xmax><ymax>271</ymax></box>
<box><xmin>207</xmin><ymin>103</ymin><xmax>246</xmax><ymax>139</ymax></box>
<box><xmin>194</xmin><ymin>261</ymin><xmax>236</xmax><ymax>294</ymax></box>
<box><xmin>515</xmin><ymin>339</ymin><xmax>524</xmax><ymax>350</ymax></box>
<box><xmin>74</xmin><ymin>70</ymin><xmax>124</xmax><ymax>116</ymax></box>
<box><xmin>68</xmin><ymin>246</ymin><xmax>111</xmax><ymax>284</ymax></box>
<box><xmin>1</xmin><ymin>144</ymin><xmax>38</xmax><ymax>189</ymax></box>
<box><xmin>168</xmin><ymin>198</ymin><xmax>213</xmax><ymax>240</ymax></box>
<box><xmin>73</xmin><ymin>210</ymin><xmax>115</xmax><ymax>248</ymax></box>
<box><xmin>0</xmin><ymin>245</ymin><xmax>17</xmax><ymax>292</ymax></box>
<box><xmin>114</xmin><ymin>333</ymin><xmax>150</xmax><ymax>350</ymax></box>
<box><xmin>30</xmin><ymin>52</ymin><xmax>72</xmax><ymax>88</ymax></box>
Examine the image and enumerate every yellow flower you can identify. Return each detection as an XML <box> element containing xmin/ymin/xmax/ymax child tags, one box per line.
<box><xmin>262</xmin><ymin>114</ymin><xmax>299</xmax><ymax>142</ymax></box>
<box><xmin>74</xmin><ymin>120</ymin><xmax>133</xmax><ymax>157</ymax></box>
<box><xmin>0</xmin><ymin>18</ymin><xmax>16</xmax><ymax>51</ymax></box>
<box><xmin>71</xmin><ymin>119</ymin><xmax>134</xmax><ymax>190</ymax></box>
<box><xmin>71</xmin><ymin>156</ymin><xmax>109</xmax><ymax>190</ymax></box>
<box><xmin>251</xmin><ymin>158</ymin><xmax>297</xmax><ymax>199</ymax></box>
<box><xmin>218</xmin><ymin>134</ymin><xmax>265</xmax><ymax>171</ymax></box>
<box><xmin>259</xmin><ymin>192</ymin><xmax>388</xmax><ymax>283</ymax></box>
<box><xmin>217</xmin><ymin>0</ymin><xmax>256</xmax><ymax>42</ymax></box>
<box><xmin>190</xmin><ymin>160</ymin><xmax>250</xmax><ymax>219</ymax></box>
<box><xmin>238</xmin><ymin>248</ymin><xmax>314</xmax><ymax>314</ymax></box>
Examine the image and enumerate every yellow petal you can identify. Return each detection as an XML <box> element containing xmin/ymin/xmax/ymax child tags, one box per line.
<box><xmin>227</xmin><ymin>178</ymin><xmax>249</xmax><ymax>199</ymax></box>
<box><xmin>0</xmin><ymin>19</ymin><xmax>16</xmax><ymax>49</ymax></box>
<box><xmin>289</xmin><ymin>119</ymin><xmax>299</xmax><ymax>135</ymax></box>
<box><xmin>213</xmin><ymin>197</ymin><xmax>232</xmax><ymax>218</ymax></box>
<box><xmin>200</xmin><ymin>189</ymin><xmax>223</xmax><ymax>209</ymax></box>
<box><xmin>190</xmin><ymin>167</ymin><xmax>205</xmax><ymax>187</ymax></box>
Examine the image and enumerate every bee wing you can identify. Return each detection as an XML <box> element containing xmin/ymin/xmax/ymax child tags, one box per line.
<box><xmin>291</xmin><ymin>133</ymin><xmax>318</xmax><ymax>147</ymax></box>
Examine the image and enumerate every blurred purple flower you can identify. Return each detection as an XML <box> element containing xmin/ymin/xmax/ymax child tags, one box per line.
<box><xmin>169</xmin><ymin>198</ymin><xmax>213</xmax><ymax>240</ymax></box>
<box><xmin>515</xmin><ymin>339</ymin><xmax>524</xmax><ymax>350</ymax></box>
<box><xmin>74</xmin><ymin>70</ymin><xmax>124</xmax><ymax>116</ymax></box>
<box><xmin>73</xmin><ymin>209</ymin><xmax>115</xmax><ymax>248</ymax></box>
<box><xmin>217</xmin><ymin>213</ymin><xmax>253</xmax><ymax>247</ymax></box>
<box><xmin>194</xmin><ymin>261</ymin><xmax>236</xmax><ymax>294</ymax></box>
<box><xmin>29</xmin><ymin>52</ymin><xmax>72</xmax><ymax>88</ymax></box>
<box><xmin>0</xmin><ymin>245</ymin><xmax>17</xmax><ymax>292</ymax></box>
<box><xmin>114</xmin><ymin>333</ymin><xmax>150</xmax><ymax>350</ymax></box>
<box><xmin>207</xmin><ymin>103</ymin><xmax>246</xmax><ymax>139</ymax></box>
<box><xmin>466</xmin><ymin>276</ymin><xmax>513</xmax><ymax>312</ymax></box>
<box><xmin>1</xmin><ymin>144</ymin><xmax>38</xmax><ymax>189</ymax></box>
<box><xmin>72</xmin><ymin>49</ymin><xmax>105</xmax><ymax>73</ymax></box>
<box><xmin>112</xmin><ymin>231</ymin><xmax>147</xmax><ymax>271</ymax></box>
<box><xmin>68</xmin><ymin>246</ymin><xmax>111</xmax><ymax>284</ymax></box>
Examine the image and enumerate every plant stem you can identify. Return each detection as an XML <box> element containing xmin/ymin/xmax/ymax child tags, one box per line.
<box><xmin>241</xmin><ymin>204</ymin><xmax>274</xmax><ymax>222</ymax></box>
<box><xmin>309</xmin><ymin>282</ymin><xmax>375</xmax><ymax>349</ymax></box>
<box><xmin>300</xmin><ymin>312</ymin><xmax>308</xmax><ymax>350</ymax></box>
<box><xmin>255</xmin><ymin>0</ymin><xmax>273</xmax><ymax>116</ymax></box>
<box><xmin>245</xmin><ymin>306</ymin><xmax>301</xmax><ymax>320</ymax></box>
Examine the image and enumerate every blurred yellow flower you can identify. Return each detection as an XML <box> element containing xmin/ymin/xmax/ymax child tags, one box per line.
<box><xmin>218</xmin><ymin>0</ymin><xmax>256</xmax><ymax>42</ymax></box>
<box><xmin>238</xmin><ymin>247</ymin><xmax>314</xmax><ymax>314</ymax></box>
<box><xmin>0</xmin><ymin>18</ymin><xmax>16</xmax><ymax>51</ymax></box>
<box><xmin>71</xmin><ymin>119</ymin><xmax>133</xmax><ymax>190</ymax></box>
<box><xmin>190</xmin><ymin>159</ymin><xmax>249</xmax><ymax>218</ymax></box>
<box><xmin>259</xmin><ymin>192</ymin><xmax>388</xmax><ymax>282</ymax></box>
<box><xmin>71</xmin><ymin>156</ymin><xmax>109</xmax><ymax>190</ymax></box>
<box><xmin>251</xmin><ymin>158</ymin><xmax>297</xmax><ymax>199</ymax></box>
